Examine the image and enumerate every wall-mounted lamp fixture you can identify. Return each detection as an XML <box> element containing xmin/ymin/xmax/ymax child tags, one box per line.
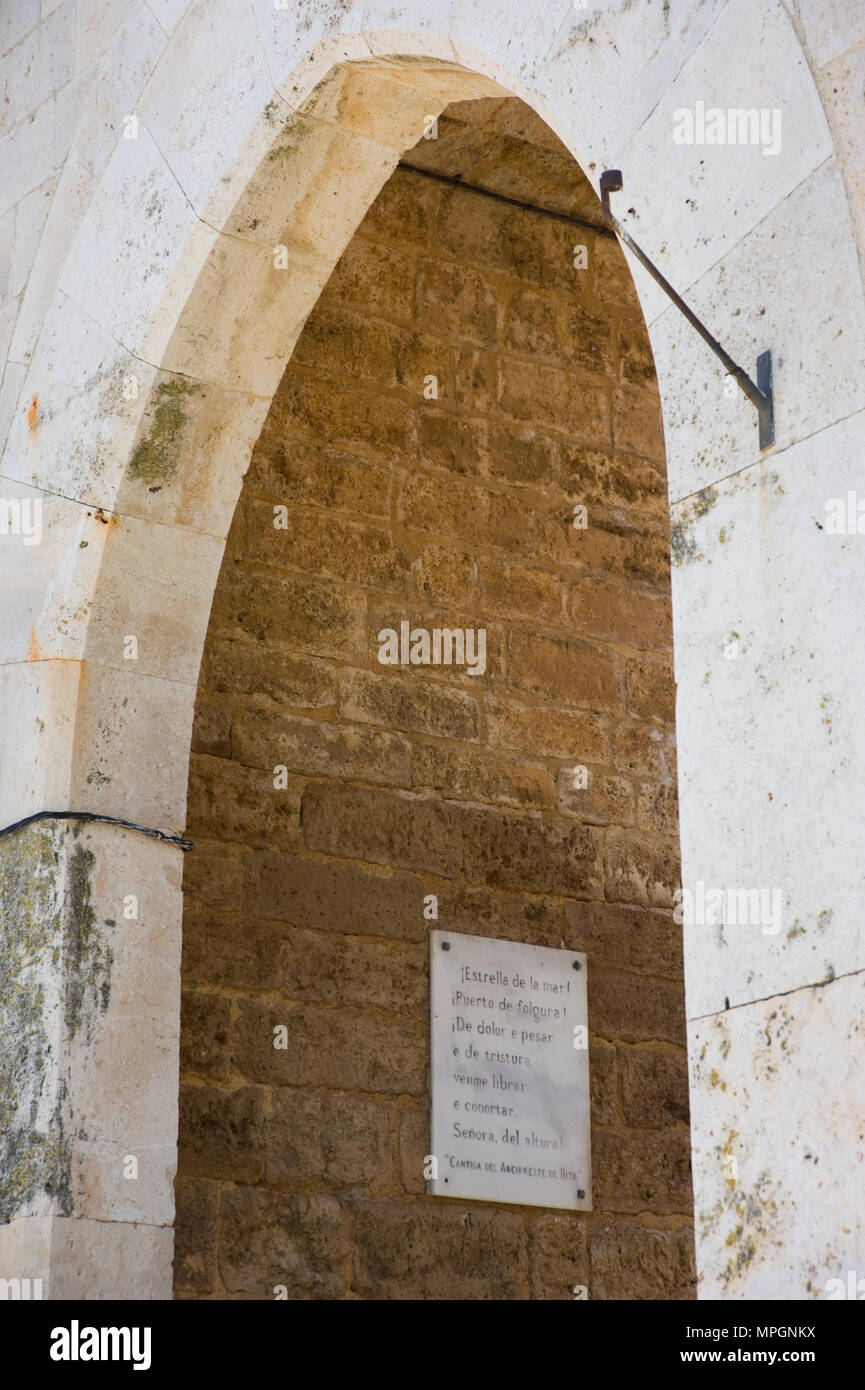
<box><xmin>600</xmin><ymin>170</ymin><xmax>774</xmax><ymax>452</ymax></box>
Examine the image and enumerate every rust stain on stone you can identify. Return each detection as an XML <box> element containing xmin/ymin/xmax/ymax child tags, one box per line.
<box><xmin>27</xmin><ymin>395</ymin><xmax>39</xmax><ymax>432</ymax></box>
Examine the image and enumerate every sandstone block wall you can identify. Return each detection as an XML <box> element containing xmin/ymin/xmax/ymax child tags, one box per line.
<box><xmin>174</xmin><ymin>101</ymin><xmax>693</xmax><ymax>1300</ymax></box>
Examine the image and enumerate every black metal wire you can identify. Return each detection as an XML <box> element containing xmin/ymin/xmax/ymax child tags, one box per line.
<box><xmin>0</xmin><ymin>809</ymin><xmax>194</xmax><ymax>852</ymax></box>
<box><xmin>397</xmin><ymin>161</ymin><xmax>616</xmax><ymax>239</ymax></box>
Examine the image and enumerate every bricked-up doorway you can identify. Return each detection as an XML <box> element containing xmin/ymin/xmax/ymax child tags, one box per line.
<box><xmin>174</xmin><ymin>97</ymin><xmax>694</xmax><ymax>1301</ymax></box>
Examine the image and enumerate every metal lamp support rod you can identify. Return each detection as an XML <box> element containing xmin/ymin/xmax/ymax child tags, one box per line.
<box><xmin>600</xmin><ymin>170</ymin><xmax>774</xmax><ymax>451</ymax></box>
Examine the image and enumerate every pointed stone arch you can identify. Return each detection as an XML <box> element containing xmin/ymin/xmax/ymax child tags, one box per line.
<box><xmin>1</xmin><ymin>1</ymin><xmax>863</xmax><ymax>1299</ymax></box>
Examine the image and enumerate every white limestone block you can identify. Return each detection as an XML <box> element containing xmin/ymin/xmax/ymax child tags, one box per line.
<box><xmin>2</xmin><ymin>290</ymin><xmax>158</xmax><ymax>504</ymax></box>
<box><xmin>674</xmin><ymin>411</ymin><xmax>865</xmax><ymax>1016</ymax></box>
<box><xmin>525</xmin><ymin>0</ymin><xmax>728</xmax><ymax>180</ymax></box>
<box><xmin>7</xmin><ymin>157</ymin><xmax>94</xmax><ymax>366</ymax></box>
<box><xmin>653</xmin><ymin>163</ymin><xmax>865</xmax><ymax>502</ymax></box>
<box><xmin>57</xmin><ymin>122</ymin><xmax>216</xmax><ymax>365</ymax></box>
<box><xmin>81</xmin><ymin>511</ymin><xmax>225</xmax><ymax>686</ymax></box>
<box><xmin>0</xmin><ymin>0</ymin><xmax>74</xmax><ymax>136</ymax></box>
<box><xmin>616</xmin><ymin>0</ymin><xmax>832</xmax><ymax>326</ymax></box>
<box><xmin>67</xmin><ymin>659</ymin><xmax>197</xmax><ymax>829</ymax></box>
<box><xmin>0</xmin><ymin>481</ymin><xmax>107</xmax><ymax>664</ymax></box>
<box><xmin>137</xmin><ymin>0</ymin><xmax>274</xmax><ymax>228</ymax></box>
<box><xmin>69</xmin><ymin>0</ymin><xmax>166</xmax><ymax>181</ymax></box>
<box><xmin>797</xmin><ymin>0</ymin><xmax>865</xmax><ymax>68</ymax></box>
<box><xmin>689</xmin><ymin>974</ymin><xmax>865</xmax><ymax>1298</ymax></box>
<box><xmin>0</xmin><ymin>659</ymin><xmax>80</xmax><ymax>823</ymax></box>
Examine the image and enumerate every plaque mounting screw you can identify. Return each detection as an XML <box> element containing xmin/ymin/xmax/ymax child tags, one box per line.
<box><xmin>441</xmin><ymin>941</ymin><xmax>450</xmax><ymax>950</ymax></box>
<box><xmin>572</xmin><ymin>960</ymin><xmax>581</xmax><ymax>970</ymax></box>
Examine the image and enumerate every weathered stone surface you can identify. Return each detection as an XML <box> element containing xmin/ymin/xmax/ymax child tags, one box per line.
<box><xmin>301</xmin><ymin>783</ymin><xmax>603</xmax><ymax>895</ymax></box>
<box><xmin>556</xmin><ymin>764</ymin><xmax>635</xmax><ymax>827</ymax></box>
<box><xmin>593</xmin><ymin>1129</ymin><xmax>693</xmax><ymax>1213</ymax></box>
<box><xmin>231</xmin><ymin>998</ymin><xmax>426</xmax><ymax>1095</ymax></box>
<box><xmin>264</xmin><ymin>1089</ymin><xmax>397</xmax><ymax>1188</ymax></box>
<box><xmin>243</xmin><ymin>853</ymin><xmax>427</xmax><ymax>941</ymax></box>
<box><xmin>412</xmin><ymin>541</ymin><xmax>477</xmax><ymax>605</ymax></box>
<box><xmin>249</xmin><ymin>500</ymin><xmax>413</xmax><ymax>595</ymax></box>
<box><xmin>179</xmin><ymin>992</ymin><xmax>232</xmax><ymax>1081</ymax></box>
<box><xmin>216</xmin><ymin>568</ymin><xmax>367</xmax><ymax>661</ymax></box>
<box><xmin>181</xmin><ymin>909</ymin><xmax>287</xmax><ymax>992</ymax></box>
<box><xmin>529</xmin><ymin>1213</ymin><xmax>589</xmax><ymax>1300</ymax></box>
<box><xmin>625</xmin><ymin>655</ymin><xmax>675</xmax><ymax>722</ymax></box>
<box><xmin>417</xmin><ymin>257</ymin><xmax>497</xmax><ymax>343</ymax></box>
<box><xmin>509</xmin><ymin>630</ymin><xmax>622</xmax><ymax>710</ymax></box>
<box><xmin>181</xmin><ymin>842</ymin><xmax>245</xmax><ymax>910</ymax></box>
<box><xmin>563</xmin><ymin>900</ymin><xmax>683</xmax><ymax>980</ymax></box>
<box><xmin>485</xmin><ymin>696</ymin><xmax>608</xmax><ymax>762</ymax></box>
<box><xmin>351</xmin><ymin>1200</ymin><xmax>528</xmax><ymax>1299</ymax></box>
<box><xmin>202</xmin><ymin>638</ymin><xmax>337</xmax><ymax>710</ymax></box>
<box><xmin>431</xmin><ymin>882</ymin><xmax>566</xmax><ymax>948</ymax></box>
<box><xmin>279</xmin><ymin>930</ymin><xmax>425</xmax><ymax>1012</ymax></box>
<box><xmin>219</xmin><ymin>1187</ymin><xmax>350</xmax><ymax>1298</ymax></box>
<box><xmin>173</xmin><ymin>1180</ymin><xmax>219</xmax><ymax>1294</ymax></box>
<box><xmin>186</xmin><ymin>753</ymin><xmax>303</xmax><ymax>851</ymax></box>
<box><xmin>411</xmin><ymin>741</ymin><xmax>554</xmax><ymax>810</ymax></box>
<box><xmin>397</xmin><ymin>469</ymin><xmax>488</xmax><ymax>540</ymax></box>
<box><xmin>620</xmin><ymin>1047</ymin><xmax>690</xmax><ymax>1129</ymax></box>
<box><xmin>190</xmin><ymin>702</ymin><xmax>231</xmax><ymax>759</ymax></box>
<box><xmin>591</xmin><ymin>1220</ymin><xmax>696</xmax><ymax>1301</ymax></box>
<box><xmin>480</xmin><ymin>557</ymin><xmax>566</xmax><ymax>622</ymax></box>
<box><xmin>604</xmin><ymin>832</ymin><xmax>680</xmax><ymax>909</ymax></box>
<box><xmin>177</xmin><ymin>1084</ymin><xmax>265</xmax><ymax>1184</ymax></box>
<box><xmin>689</xmin><ymin>977</ymin><xmax>865</xmax><ymax>1299</ymax></box>
<box><xmin>488</xmin><ymin>422</ymin><xmax>558</xmax><ymax>487</ymax></box>
<box><xmin>338</xmin><ymin>667</ymin><xmax>480</xmax><ymax>740</ymax></box>
<box><xmin>232</xmin><ymin>708</ymin><xmax>411</xmax><ymax>788</ymax></box>
<box><xmin>571</xmin><ymin>578</ymin><xmax>672</xmax><ymax>651</ymax></box>
<box><xmin>560</xmin><ymin>444</ymin><xmax>666</xmax><ymax>519</ymax></box>
<box><xmin>589</xmin><ymin>970</ymin><xmax>686</xmax><ymax>1046</ymax></box>
<box><xmin>398</xmin><ymin>1105</ymin><xmax>428</xmax><ymax>1196</ymax></box>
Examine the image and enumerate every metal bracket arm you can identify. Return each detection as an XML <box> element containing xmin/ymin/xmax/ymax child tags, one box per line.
<box><xmin>600</xmin><ymin>170</ymin><xmax>774</xmax><ymax>451</ymax></box>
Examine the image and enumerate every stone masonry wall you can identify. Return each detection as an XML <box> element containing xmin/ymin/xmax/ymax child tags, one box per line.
<box><xmin>173</xmin><ymin>100</ymin><xmax>694</xmax><ymax>1300</ymax></box>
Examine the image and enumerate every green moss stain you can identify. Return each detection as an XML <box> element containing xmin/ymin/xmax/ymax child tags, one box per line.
<box><xmin>265</xmin><ymin>115</ymin><xmax>316</xmax><ymax>172</ymax></box>
<box><xmin>64</xmin><ymin>841</ymin><xmax>113</xmax><ymax>1037</ymax></box>
<box><xmin>129</xmin><ymin>378</ymin><xmax>200</xmax><ymax>486</ymax></box>
<box><xmin>0</xmin><ymin>826</ymin><xmax>66</xmax><ymax>1219</ymax></box>
<box><xmin>0</xmin><ymin>825</ymin><xmax>114</xmax><ymax>1221</ymax></box>
<box><xmin>692</xmin><ymin>487</ymin><xmax>718</xmax><ymax>520</ymax></box>
<box><xmin>671</xmin><ymin>486</ymin><xmax>718</xmax><ymax>567</ymax></box>
<box><xmin>719</xmin><ymin>1176</ymin><xmax>779</xmax><ymax>1287</ymax></box>
<box><xmin>670</xmin><ymin>520</ymin><xmax>695</xmax><ymax>566</ymax></box>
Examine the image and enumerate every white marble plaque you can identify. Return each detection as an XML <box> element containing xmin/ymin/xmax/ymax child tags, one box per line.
<box><xmin>429</xmin><ymin>930</ymin><xmax>591</xmax><ymax>1210</ymax></box>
